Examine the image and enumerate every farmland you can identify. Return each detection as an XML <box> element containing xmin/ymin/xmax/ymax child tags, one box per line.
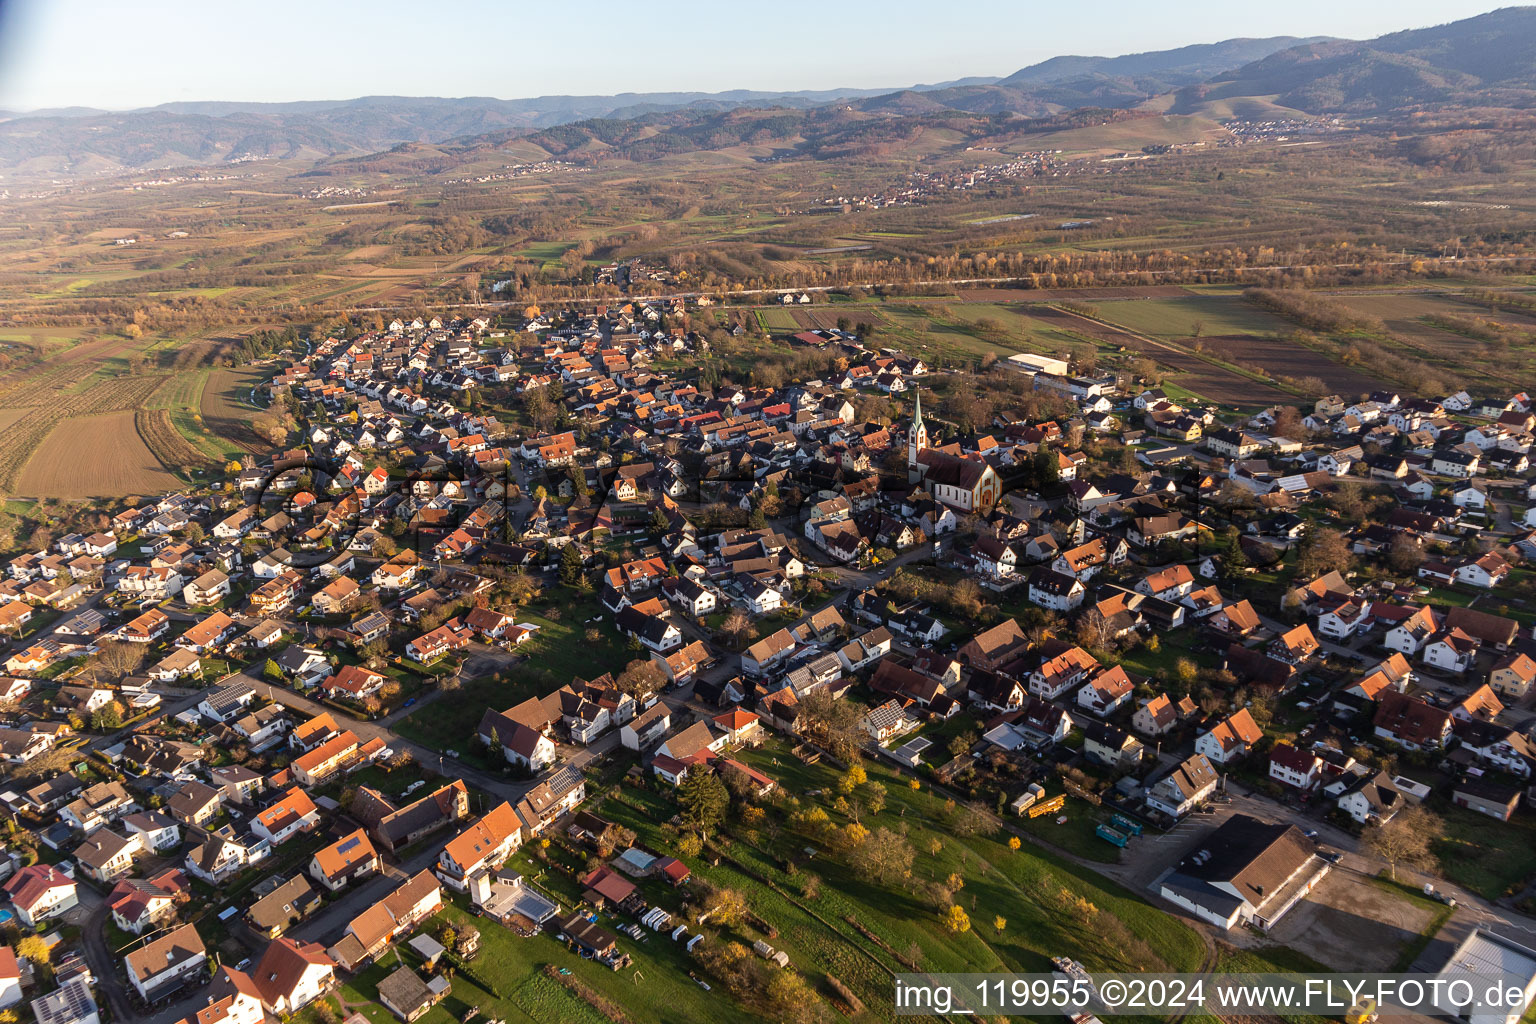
<box><xmin>16</xmin><ymin>410</ymin><xmax>182</xmax><ymax>498</ymax></box>
<box><xmin>135</xmin><ymin>408</ymin><xmax>212</xmax><ymax>474</ymax></box>
<box><xmin>200</xmin><ymin>367</ymin><xmax>272</xmax><ymax>453</ymax></box>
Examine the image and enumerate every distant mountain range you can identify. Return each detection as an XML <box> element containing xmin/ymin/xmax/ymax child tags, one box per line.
<box><xmin>2</xmin><ymin>8</ymin><xmax>1534</xmax><ymax>177</ymax></box>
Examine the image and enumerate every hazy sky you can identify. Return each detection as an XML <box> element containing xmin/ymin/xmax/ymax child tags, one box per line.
<box><xmin>0</xmin><ymin>0</ymin><xmax>1514</xmax><ymax>110</ymax></box>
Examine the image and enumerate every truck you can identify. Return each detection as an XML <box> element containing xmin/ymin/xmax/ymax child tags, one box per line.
<box><xmin>1095</xmin><ymin>823</ymin><xmax>1130</xmax><ymax>848</ymax></box>
<box><xmin>1423</xmin><ymin>883</ymin><xmax>1457</xmax><ymax>907</ymax></box>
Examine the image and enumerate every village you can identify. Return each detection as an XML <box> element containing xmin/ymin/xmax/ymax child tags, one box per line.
<box><xmin>0</xmin><ymin>301</ymin><xmax>1534</xmax><ymax>1024</ymax></box>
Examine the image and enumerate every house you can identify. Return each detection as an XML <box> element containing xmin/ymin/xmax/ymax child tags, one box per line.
<box><xmin>1145</xmin><ymin>753</ymin><xmax>1219</xmax><ymax>818</ymax></box>
<box><xmin>1453</xmin><ymin>779</ymin><xmax>1522</xmax><ymax>822</ymax></box>
<box><xmin>326</xmin><ymin>870</ymin><xmax>442</xmax><ymax>972</ymax></box>
<box><xmin>244</xmin><ymin>937</ymin><xmax>337</xmax><ymax>1014</ymax></box>
<box><xmin>437</xmin><ymin>802</ymin><xmax>523</xmax><ymax>890</ymax></box>
<box><xmin>741</xmin><ymin>627</ymin><xmax>797</xmax><ymax>677</ymax></box>
<box><xmin>199</xmin><ymin>680</ymin><xmax>257</xmax><ymax>723</ymax></box>
<box><xmin>74</xmin><ymin>828</ymin><xmax>145</xmax><ymax>882</ymax></box>
<box><xmin>513</xmin><ymin>766</ymin><xmax>587</xmax><ymax>836</ymax></box>
<box><xmin>1029</xmin><ymin>644</ymin><xmax>1099</xmax><ymax>700</ymax></box>
<box><xmin>2</xmin><ymin>864</ymin><xmax>78</xmax><ymax>927</ymax></box>
<box><xmin>1424</xmin><ymin>629</ymin><xmax>1478</xmax><ymax>674</ymax></box>
<box><xmin>621</xmin><ymin>703</ymin><xmax>671</xmax><ymax>751</ymax></box>
<box><xmin>247</xmin><ymin>875</ymin><xmax>323</xmax><ymax>939</ymax></box>
<box><xmin>377</xmin><ymin>966</ymin><xmax>448</xmax><ymax>1023</ymax></box>
<box><xmin>1195</xmin><ymin>709</ymin><xmax>1263</xmax><ymax>765</ymax></box>
<box><xmin>108</xmin><ymin>869</ymin><xmax>188</xmax><ymax>935</ymax></box>
<box><xmin>0</xmin><ymin>948</ymin><xmax>18</xmax><ymax>1011</ymax></box>
<box><xmin>178</xmin><ymin>614</ymin><xmax>238</xmax><ymax>654</ymax></box>
<box><xmin>1316</xmin><ymin>598</ymin><xmax>1371</xmax><ymax>641</ymax></box>
<box><xmin>1157</xmin><ymin>814</ymin><xmax>1327</xmax><ymax>931</ymax></box>
<box><xmin>122</xmin><ymin>607</ymin><xmax>171</xmax><ymax>643</ymax></box>
<box><xmin>1081</xmin><ymin>721</ymin><xmax>1143</xmax><ymax>769</ymax></box>
<box><xmin>253</xmin><ymin>787</ymin><xmax>322</xmax><ymax>845</ymax></box>
<box><xmin>1207</xmin><ymin>600</ymin><xmax>1260</xmax><ymax>638</ymax></box>
<box><xmin>1027</xmin><ymin>568</ymin><xmax>1086</xmax><ymax>612</ymax></box>
<box><xmin>1133</xmin><ymin>693</ymin><xmax>1194</xmax><ymax>737</ymax></box>
<box><xmin>1268</xmin><ymin>743</ymin><xmax>1323</xmax><ymax>791</ymax></box>
<box><xmin>958</xmin><ymin>619</ymin><xmax>1031</xmax><ymax>674</ymax></box>
<box><xmin>291</xmin><ymin>730</ymin><xmax>362</xmax><ymax>787</ymax></box>
<box><xmin>165</xmin><ymin>781</ymin><xmax>223</xmax><ymax>828</ymax></box>
<box><xmin>184</xmin><ymin>569</ymin><xmax>232</xmax><ymax>606</ymax></box>
<box><xmin>1491</xmin><ymin>653</ymin><xmax>1536</xmax><ymax>700</ymax></box>
<box><xmin>1269</xmin><ymin>624</ymin><xmax>1319</xmax><ymax>664</ymax></box>
<box><xmin>61</xmin><ymin>780</ymin><xmax>138</xmax><ymax>833</ymax></box>
<box><xmin>0</xmin><ymin>727</ymin><xmax>55</xmax><ymax>764</ymax></box>
<box><xmin>406</xmin><ymin>618</ymin><xmax>476</xmax><ymax>664</ymax></box>
<box><xmin>274</xmin><ymin>645</ymin><xmax>332</xmax><ymax>686</ymax></box>
<box><xmin>651</xmin><ymin>720</ymin><xmax>731</xmax><ymax>784</ymax></box>
<box><xmin>322</xmin><ymin>664</ymin><xmax>387</xmax><ymax>702</ymax></box>
<box><xmin>32</xmin><ymin>978</ymin><xmax>98</xmax><ymax>1024</ymax></box>
<box><xmin>1373</xmin><ymin>692</ymin><xmax>1452</xmax><ymax>749</ymax></box>
<box><xmin>310</xmin><ymin>830</ymin><xmax>380</xmax><ymax>891</ymax></box>
<box><xmin>362</xmin><ymin>780</ymin><xmax>471</xmax><ymax>853</ymax></box>
<box><xmin>1457</xmin><ymin>553</ymin><xmax>1512</xmax><ymax>589</ymax></box>
<box><xmin>862</xmin><ymin>700</ymin><xmax>916</xmax><ymax>743</ymax></box>
<box><xmin>476</xmin><ymin>707</ymin><xmax>557</xmax><ymax>771</ymax></box>
<box><xmin>1337</xmin><ymin>770</ymin><xmax>1403</xmax><ymax>825</ymax></box>
<box><xmin>126</xmin><ymin>922</ymin><xmax>207</xmax><ymax>1001</ymax></box>
<box><xmin>185</xmin><ymin>830</ymin><xmax>254</xmax><ymax>884</ymax></box>
<box><xmin>1386</xmin><ymin>606</ymin><xmax>1439</xmax><ymax>655</ymax></box>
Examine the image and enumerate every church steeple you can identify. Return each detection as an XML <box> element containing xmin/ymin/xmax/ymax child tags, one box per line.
<box><xmin>908</xmin><ymin>388</ymin><xmax>928</xmax><ymax>468</ymax></box>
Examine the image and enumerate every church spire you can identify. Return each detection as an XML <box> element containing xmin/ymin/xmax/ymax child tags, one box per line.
<box><xmin>908</xmin><ymin>388</ymin><xmax>928</xmax><ymax>469</ymax></box>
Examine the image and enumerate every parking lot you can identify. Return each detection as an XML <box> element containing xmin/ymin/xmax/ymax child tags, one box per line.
<box><xmin>1261</xmin><ymin>869</ymin><xmax>1437</xmax><ymax>969</ymax></box>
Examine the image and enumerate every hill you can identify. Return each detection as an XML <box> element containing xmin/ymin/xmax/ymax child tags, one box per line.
<box><xmin>1185</xmin><ymin>7</ymin><xmax>1536</xmax><ymax>113</ymax></box>
<box><xmin>5</xmin><ymin>9</ymin><xmax>1536</xmax><ymax>177</ymax></box>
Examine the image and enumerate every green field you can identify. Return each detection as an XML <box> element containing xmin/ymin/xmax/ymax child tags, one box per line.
<box><xmin>1088</xmin><ymin>293</ymin><xmax>1290</xmax><ymax>338</ymax></box>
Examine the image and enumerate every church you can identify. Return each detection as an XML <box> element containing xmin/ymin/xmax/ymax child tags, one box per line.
<box><xmin>906</xmin><ymin>391</ymin><xmax>1001</xmax><ymax>513</ymax></box>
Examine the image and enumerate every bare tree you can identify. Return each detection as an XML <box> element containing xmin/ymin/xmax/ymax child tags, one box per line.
<box><xmin>93</xmin><ymin>641</ymin><xmax>145</xmax><ymax>682</ymax></box>
<box><xmin>1363</xmin><ymin>805</ymin><xmax>1443</xmax><ymax>881</ymax></box>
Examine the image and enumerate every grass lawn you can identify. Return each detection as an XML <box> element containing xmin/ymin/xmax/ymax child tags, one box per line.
<box><xmin>1015</xmin><ymin>803</ymin><xmax>1122</xmax><ymax>864</ymax></box>
<box><xmin>1432</xmin><ymin>803</ymin><xmax>1536</xmax><ymax>899</ymax></box>
<box><xmin>1115</xmin><ymin>634</ymin><xmax>1218</xmax><ymax>681</ymax></box>
<box><xmin>393</xmin><ymin>678</ymin><xmax>529</xmax><ymax>767</ymax></box>
<box><xmin>728</xmin><ymin>740</ymin><xmax>1205</xmax><ymax>980</ymax></box>
<box><xmin>514</xmin><ymin>594</ymin><xmax>635</xmax><ymax>683</ymax></box>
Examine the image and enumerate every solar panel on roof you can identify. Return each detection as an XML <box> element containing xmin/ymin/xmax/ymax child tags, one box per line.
<box><xmin>338</xmin><ymin>836</ymin><xmax>361</xmax><ymax>854</ymax></box>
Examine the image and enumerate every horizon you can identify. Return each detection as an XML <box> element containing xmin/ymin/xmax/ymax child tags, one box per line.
<box><xmin>0</xmin><ymin>0</ymin><xmax>1516</xmax><ymax>112</ymax></box>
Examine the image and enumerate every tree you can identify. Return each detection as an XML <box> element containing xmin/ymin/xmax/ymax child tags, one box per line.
<box><xmin>852</xmin><ymin>826</ymin><xmax>915</xmax><ymax>884</ymax></box>
<box><xmin>559</xmin><ymin>544</ymin><xmax>585</xmax><ymax>586</ymax></box>
<box><xmin>943</xmin><ymin>905</ymin><xmax>971</xmax><ymax>934</ymax></box>
<box><xmin>16</xmin><ymin>934</ymin><xmax>49</xmax><ymax>965</ymax></box>
<box><xmin>677</xmin><ymin>769</ymin><xmax>729</xmax><ymax>841</ymax></box>
<box><xmin>89</xmin><ymin>702</ymin><xmax>123</xmax><ymax>732</ymax></box>
<box><xmin>1008</xmin><ymin>836</ymin><xmax>1022</xmax><ymax>853</ymax></box>
<box><xmin>615</xmin><ymin>659</ymin><xmax>666</xmax><ymax>701</ymax></box>
<box><xmin>994</xmin><ymin>915</ymin><xmax>1007</xmax><ymax>934</ymax></box>
<box><xmin>707</xmin><ymin>886</ymin><xmax>750</xmax><ymax>928</ymax></box>
<box><xmin>1294</xmin><ymin>527</ymin><xmax>1353</xmax><ymax>582</ymax></box>
<box><xmin>1363</xmin><ymin>805</ymin><xmax>1443</xmax><ymax>881</ymax></box>
<box><xmin>1386</xmin><ymin>533</ymin><xmax>1425</xmax><ymax>575</ymax></box>
<box><xmin>92</xmin><ymin>640</ymin><xmax>145</xmax><ymax>681</ymax></box>
<box><xmin>837</xmin><ymin>764</ymin><xmax>867</xmax><ymax>795</ymax></box>
<box><xmin>765</xmin><ymin>972</ymin><xmax>827</xmax><ymax>1024</ymax></box>
<box><xmin>796</xmin><ymin>689</ymin><xmax>865</xmax><ymax>763</ymax></box>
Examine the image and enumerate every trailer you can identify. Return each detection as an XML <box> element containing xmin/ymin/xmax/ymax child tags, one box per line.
<box><xmin>1027</xmin><ymin>793</ymin><xmax>1066</xmax><ymax>818</ymax></box>
<box><xmin>1109</xmin><ymin>814</ymin><xmax>1143</xmax><ymax>837</ymax></box>
<box><xmin>1095</xmin><ymin>823</ymin><xmax>1130</xmax><ymax>848</ymax></box>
